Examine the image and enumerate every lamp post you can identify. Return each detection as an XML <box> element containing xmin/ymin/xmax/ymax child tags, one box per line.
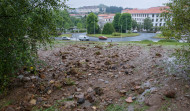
<box><xmin>94</xmin><ymin>15</ymin><xmax>95</xmax><ymax>36</ymax></box>
<box><xmin>121</xmin><ymin>25</ymin><xmax>122</xmax><ymax>39</ymax></box>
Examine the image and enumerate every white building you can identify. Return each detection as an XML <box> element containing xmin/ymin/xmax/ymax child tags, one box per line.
<box><xmin>122</xmin><ymin>6</ymin><xmax>169</xmax><ymax>27</ymax></box>
<box><xmin>98</xmin><ymin>14</ymin><xmax>115</xmax><ymax>29</ymax></box>
<box><xmin>76</xmin><ymin>6</ymin><xmax>100</xmax><ymax>14</ymax></box>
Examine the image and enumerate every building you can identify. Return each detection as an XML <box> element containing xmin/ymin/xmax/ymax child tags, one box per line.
<box><xmin>69</xmin><ymin>14</ymin><xmax>88</xmax><ymax>18</ymax></box>
<box><xmin>122</xmin><ymin>6</ymin><xmax>168</xmax><ymax>27</ymax></box>
<box><xmin>98</xmin><ymin>14</ymin><xmax>115</xmax><ymax>29</ymax></box>
<box><xmin>76</xmin><ymin>6</ymin><xmax>100</xmax><ymax>14</ymax></box>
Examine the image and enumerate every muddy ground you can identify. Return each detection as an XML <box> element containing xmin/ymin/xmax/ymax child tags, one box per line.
<box><xmin>0</xmin><ymin>42</ymin><xmax>190</xmax><ymax>111</ymax></box>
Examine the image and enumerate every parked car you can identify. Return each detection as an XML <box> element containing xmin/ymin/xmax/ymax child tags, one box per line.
<box><xmin>133</xmin><ymin>30</ymin><xmax>138</xmax><ymax>33</ymax></box>
<box><xmin>79</xmin><ymin>35</ymin><xmax>89</xmax><ymax>41</ymax></box>
<box><xmin>62</xmin><ymin>37</ymin><xmax>70</xmax><ymax>40</ymax></box>
<box><xmin>99</xmin><ymin>36</ymin><xmax>107</xmax><ymax>40</ymax></box>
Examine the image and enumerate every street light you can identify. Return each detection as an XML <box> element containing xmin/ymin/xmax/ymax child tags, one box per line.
<box><xmin>121</xmin><ymin>25</ymin><xmax>122</xmax><ymax>39</ymax></box>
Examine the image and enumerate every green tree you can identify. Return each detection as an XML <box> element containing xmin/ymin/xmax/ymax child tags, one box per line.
<box><xmin>87</xmin><ymin>13</ymin><xmax>100</xmax><ymax>34</ymax></box>
<box><xmin>132</xmin><ymin>19</ymin><xmax>138</xmax><ymax>30</ymax></box>
<box><xmin>143</xmin><ymin>17</ymin><xmax>153</xmax><ymax>31</ymax></box>
<box><xmin>102</xmin><ymin>23</ymin><xmax>115</xmax><ymax>34</ymax></box>
<box><xmin>119</xmin><ymin>13</ymin><xmax>132</xmax><ymax>33</ymax></box>
<box><xmin>0</xmin><ymin>0</ymin><xmax>67</xmax><ymax>92</ymax></box>
<box><xmin>112</xmin><ymin>13</ymin><xmax>121</xmax><ymax>32</ymax></box>
<box><xmin>77</xmin><ymin>23</ymin><xmax>83</xmax><ymax>30</ymax></box>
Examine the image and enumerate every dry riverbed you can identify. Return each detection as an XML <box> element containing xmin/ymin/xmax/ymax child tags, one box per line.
<box><xmin>0</xmin><ymin>42</ymin><xmax>190</xmax><ymax>111</ymax></box>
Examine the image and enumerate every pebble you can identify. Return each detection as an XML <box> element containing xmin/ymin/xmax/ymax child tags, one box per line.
<box><xmin>17</xmin><ymin>75</ymin><xmax>24</xmax><ymax>80</ymax></box>
<box><xmin>23</xmin><ymin>77</ymin><xmax>31</xmax><ymax>82</ymax></box>
<box><xmin>29</xmin><ymin>99</ymin><xmax>37</xmax><ymax>105</ymax></box>
<box><xmin>77</xmin><ymin>98</ymin><xmax>85</xmax><ymax>104</ymax></box>
<box><xmin>105</xmin><ymin>81</ymin><xmax>109</xmax><ymax>84</ymax></box>
<box><xmin>98</xmin><ymin>79</ymin><xmax>104</xmax><ymax>82</ymax></box>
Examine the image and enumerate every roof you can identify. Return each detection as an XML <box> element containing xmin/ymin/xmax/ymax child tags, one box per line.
<box><xmin>122</xmin><ymin>6</ymin><xmax>169</xmax><ymax>14</ymax></box>
<box><xmin>98</xmin><ymin>14</ymin><xmax>115</xmax><ymax>17</ymax></box>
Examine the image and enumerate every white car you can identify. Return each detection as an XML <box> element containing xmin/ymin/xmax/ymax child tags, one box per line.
<box><xmin>79</xmin><ymin>35</ymin><xmax>89</xmax><ymax>41</ymax></box>
<box><xmin>62</xmin><ymin>37</ymin><xmax>70</xmax><ymax>40</ymax></box>
<box><xmin>133</xmin><ymin>30</ymin><xmax>138</xmax><ymax>33</ymax></box>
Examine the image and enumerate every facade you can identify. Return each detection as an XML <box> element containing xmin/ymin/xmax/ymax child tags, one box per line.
<box><xmin>69</xmin><ymin>14</ymin><xmax>88</xmax><ymax>18</ymax></box>
<box><xmin>98</xmin><ymin>14</ymin><xmax>115</xmax><ymax>29</ymax></box>
<box><xmin>76</xmin><ymin>6</ymin><xmax>100</xmax><ymax>14</ymax></box>
<box><xmin>122</xmin><ymin>6</ymin><xmax>168</xmax><ymax>27</ymax></box>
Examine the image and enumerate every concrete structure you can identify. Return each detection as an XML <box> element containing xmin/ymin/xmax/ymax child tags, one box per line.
<box><xmin>69</xmin><ymin>14</ymin><xmax>88</xmax><ymax>18</ymax></box>
<box><xmin>122</xmin><ymin>6</ymin><xmax>168</xmax><ymax>27</ymax></box>
<box><xmin>98</xmin><ymin>14</ymin><xmax>115</xmax><ymax>29</ymax></box>
<box><xmin>76</xmin><ymin>6</ymin><xmax>100</xmax><ymax>14</ymax></box>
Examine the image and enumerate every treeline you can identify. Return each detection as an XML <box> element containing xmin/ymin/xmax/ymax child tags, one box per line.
<box><xmin>106</xmin><ymin>6</ymin><xmax>123</xmax><ymax>13</ymax></box>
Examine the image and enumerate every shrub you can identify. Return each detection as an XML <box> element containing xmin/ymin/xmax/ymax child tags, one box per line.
<box><xmin>141</xmin><ymin>40</ymin><xmax>153</xmax><ymax>42</ymax></box>
<box><xmin>158</xmin><ymin>39</ymin><xmax>178</xmax><ymax>42</ymax></box>
<box><xmin>102</xmin><ymin>23</ymin><xmax>115</xmax><ymax>34</ymax></box>
<box><xmin>112</xmin><ymin>32</ymin><xmax>121</xmax><ymax>36</ymax></box>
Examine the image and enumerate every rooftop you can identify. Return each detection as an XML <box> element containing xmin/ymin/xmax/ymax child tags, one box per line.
<box><xmin>122</xmin><ymin>6</ymin><xmax>169</xmax><ymax>14</ymax></box>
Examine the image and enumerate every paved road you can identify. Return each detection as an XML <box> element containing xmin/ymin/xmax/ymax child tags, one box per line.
<box><xmin>56</xmin><ymin>33</ymin><xmax>162</xmax><ymax>42</ymax></box>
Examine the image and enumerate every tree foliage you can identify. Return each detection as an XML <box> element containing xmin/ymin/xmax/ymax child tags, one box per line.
<box><xmin>87</xmin><ymin>13</ymin><xmax>100</xmax><ymax>34</ymax></box>
<box><xmin>112</xmin><ymin>13</ymin><xmax>121</xmax><ymax>32</ymax></box>
<box><xmin>0</xmin><ymin>0</ymin><xmax>67</xmax><ymax>92</ymax></box>
<box><xmin>143</xmin><ymin>17</ymin><xmax>153</xmax><ymax>31</ymax></box>
<box><xmin>132</xmin><ymin>19</ymin><xmax>138</xmax><ymax>30</ymax></box>
<box><xmin>102</xmin><ymin>23</ymin><xmax>115</xmax><ymax>34</ymax></box>
<box><xmin>162</xmin><ymin>0</ymin><xmax>190</xmax><ymax>40</ymax></box>
<box><xmin>106</xmin><ymin>6</ymin><xmax>123</xmax><ymax>13</ymax></box>
<box><xmin>119</xmin><ymin>13</ymin><xmax>132</xmax><ymax>33</ymax></box>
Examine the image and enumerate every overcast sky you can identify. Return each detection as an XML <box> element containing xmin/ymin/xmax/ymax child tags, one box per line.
<box><xmin>66</xmin><ymin>0</ymin><xmax>170</xmax><ymax>9</ymax></box>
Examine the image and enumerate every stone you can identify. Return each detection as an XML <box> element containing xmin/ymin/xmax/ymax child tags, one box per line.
<box><xmin>64</xmin><ymin>101</ymin><xmax>76</xmax><ymax>109</ymax></box>
<box><xmin>76</xmin><ymin>88</ymin><xmax>82</xmax><ymax>92</ymax></box>
<box><xmin>164</xmin><ymin>90</ymin><xmax>176</xmax><ymax>98</ymax></box>
<box><xmin>92</xmin><ymin>106</ymin><xmax>97</xmax><ymax>110</ymax></box>
<box><xmin>105</xmin><ymin>81</ymin><xmax>109</xmax><ymax>84</ymax></box>
<box><xmin>98</xmin><ymin>79</ymin><xmax>104</xmax><ymax>82</ymax></box>
<box><xmin>125</xmin><ymin>71</ymin><xmax>129</xmax><ymax>75</ymax></box>
<box><xmin>87</xmin><ymin>87</ymin><xmax>93</xmax><ymax>93</ymax></box>
<box><xmin>47</xmin><ymin>90</ymin><xmax>52</xmax><ymax>95</ymax></box>
<box><xmin>29</xmin><ymin>99</ymin><xmax>37</xmax><ymax>105</ymax></box>
<box><xmin>43</xmin><ymin>104</ymin><xmax>51</xmax><ymax>108</ymax></box>
<box><xmin>49</xmin><ymin>80</ymin><xmax>55</xmax><ymax>84</ymax></box>
<box><xmin>67</xmin><ymin>95</ymin><xmax>74</xmax><ymax>100</ymax></box>
<box><xmin>23</xmin><ymin>77</ymin><xmax>31</xmax><ymax>82</ymax></box>
<box><xmin>94</xmin><ymin>87</ymin><xmax>104</xmax><ymax>96</ymax></box>
<box><xmin>119</xmin><ymin>90</ymin><xmax>127</xmax><ymax>94</ymax></box>
<box><xmin>77</xmin><ymin>98</ymin><xmax>85</xmax><ymax>104</ymax></box>
<box><xmin>30</xmin><ymin>76</ymin><xmax>39</xmax><ymax>81</ymax></box>
<box><xmin>39</xmin><ymin>74</ymin><xmax>46</xmax><ymax>79</ymax></box>
<box><xmin>135</xmin><ymin>86</ymin><xmax>141</xmax><ymax>90</ymax></box>
<box><xmin>125</xmin><ymin>97</ymin><xmax>133</xmax><ymax>103</ymax></box>
<box><xmin>132</xmin><ymin>97</ymin><xmax>136</xmax><ymax>100</ymax></box>
<box><xmin>54</xmin><ymin>81</ymin><xmax>62</xmax><ymax>88</ymax></box>
<box><xmin>17</xmin><ymin>75</ymin><xmax>24</xmax><ymax>80</ymax></box>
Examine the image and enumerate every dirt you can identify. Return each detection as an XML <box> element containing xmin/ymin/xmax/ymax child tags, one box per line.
<box><xmin>0</xmin><ymin>42</ymin><xmax>190</xmax><ymax>111</ymax></box>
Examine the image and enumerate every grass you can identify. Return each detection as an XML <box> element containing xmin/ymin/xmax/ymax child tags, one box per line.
<box><xmin>58</xmin><ymin>34</ymin><xmax>72</xmax><ymax>37</ymax></box>
<box><xmin>0</xmin><ymin>100</ymin><xmax>12</xmax><ymax>110</ymax></box>
<box><xmin>106</xmin><ymin>104</ymin><xmax>127</xmax><ymax>111</ymax></box>
<box><xmin>153</xmin><ymin>34</ymin><xmax>167</xmax><ymax>39</ymax></box>
<box><xmin>87</xmin><ymin>33</ymin><xmax>140</xmax><ymax>38</ymax></box>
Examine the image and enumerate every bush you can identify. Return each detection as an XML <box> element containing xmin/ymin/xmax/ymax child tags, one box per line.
<box><xmin>141</xmin><ymin>40</ymin><xmax>153</xmax><ymax>42</ymax></box>
<box><xmin>112</xmin><ymin>32</ymin><xmax>121</xmax><ymax>36</ymax></box>
<box><xmin>102</xmin><ymin>23</ymin><xmax>115</xmax><ymax>34</ymax></box>
<box><xmin>158</xmin><ymin>39</ymin><xmax>178</xmax><ymax>42</ymax></box>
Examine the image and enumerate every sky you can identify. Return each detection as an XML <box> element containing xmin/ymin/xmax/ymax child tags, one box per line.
<box><xmin>66</xmin><ymin>0</ymin><xmax>170</xmax><ymax>9</ymax></box>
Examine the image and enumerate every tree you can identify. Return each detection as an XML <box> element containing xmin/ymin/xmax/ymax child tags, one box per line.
<box><xmin>119</xmin><ymin>13</ymin><xmax>132</xmax><ymax>33</ymax></box>
<box><xmin>143</xmin><ymin>17</ymin><xmax>153</xmax><ymax>31</ymax></box>
<box><xmin>0</xmin><ymin>0</ymin><xmax>67</xmax><ymax>92</ymax></box>
<box><xmin>112</xmin><ymin>13</ymin><xmax>121</xmax><ymax>32</ymax></box>
<box><xmin>132</xmin><ymin>19</ymin><xmax>138</xmax><ymax>30</ymax></box>
<box><xmin>87</xmin><ymin>13</ymin><xmax>100</xmax><ymax>34</ymax></box>
<box><xmin>106</xmin><ymin>6</ymin><xmax>123</xmax><ymax>13</ymax></box>
<box><xmin>77</xmin><ymin>23</ymin><xmax>83</xmax><ymax>30</ymax></box>
<box><xmin>162</xmin><ymin>0</ymin><xmax>190</xmax><ymax>40</ymax></box>
<box><xmin>102</xmin><ymin>23</ymin><xmax>115</xmax><ymax>34</ymax></box>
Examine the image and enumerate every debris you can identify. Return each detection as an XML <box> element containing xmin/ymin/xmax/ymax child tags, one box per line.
<box><xmin>29</xmin><ymin>99</ymin><xmax>37</xmax><ymax>105</ymax></box>
<box><xmin>125</xmin><ymin>97</ymin><xmax>133</xmax><ymax>103</ymax></box>
<box><xmin>164</xmin><ymin>90</ymin><xmax>176</xmax><ymax>98</ymax></box>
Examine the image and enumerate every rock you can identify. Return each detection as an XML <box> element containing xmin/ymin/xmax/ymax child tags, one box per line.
<box><xmin>164</xmin><ymin>90</ymin><xmax>176</xmax><ymax>98</ymax></box>
<box><xmin>185</xmin><ymin>85</ymin><xmax>189</xmax><ymax>89</ymax></box>
<box><xmin>5</xmin><ymin>106</ymin><xmax>15</xmax><ymax>111</ymax></box>
<box><xmin>77</xmin><ymin>98</ymin><xmax>85</xmax><ymax>104</ymax></box>
<box><xmin>29</xmin><ymin>99</ymin><xmax>37</xmax><ymax>105</ymax></box>
<box><xmin>67</xmin><ymin>95</ymin><xmax>74</xmax><ymax>100</ymax></box>
<box><xmin>105</xmin><ymin>81</ymin><xmax>109</xmax><ymax>84</ymax></box>
<box><xmin>76</xmin><ymin>88</ymin><xmax>82</xmax><ymax>92</ymax></box>
<box><xmin>87</xmin><ymin>87</ymin><xmax>93</xmax><ymax>93</ymax></box>
<box><xmin>94</xmin><ymin>87</ymin><xmax>104</xmax><ymax>96</ymax></box>
<box><xmin>47</xmin><ymin>90</ymin><xmax>52</xmax><ymax>95</ymax></box>
<box><xmin>23</xmin><ymin>77</ymin><xmax>31</xmax><ymax>82</ymax></box>
<box><xmin>92</xmin><ymin>106</ymin><xmax>97</xmax><ymax>110</ymax></box>
<box><xmin>67</xmin><ymin>68</ymin><xmax>78</xmax><ymax>75</ymax></box>
<box><xmin>104</xmin><ymin>60</ymin><xmax>111</xmax><ymax>65</ymax></box>
<box><xmin>155</xmin><ymin>53</ymin><xmax>162</xmax><ymax>57</ymax></box>
<box><xmin>64</xmin><ymin>101</ymin><xmax>76</xmax><ymax>109</ymax></box>
<box><xmin>52</xmin><ymin>73</ymin><xmax>59</xmax><ymax>79</ymax></box>
<box><xmin>49</xmin><ymin>80</ymin><xmax>55</xmax><ymax>84</ymax></box>
<box><xmin>30</xmin><ymin>76</ymin><xmax>39</xmax><ymax>81</ymax></box>
<box><xmin>54</xmin><ymin>81</ymin><xmax>62</xmax><ymax>88</ymax></box>
<box><xmin>43</xmin><ymin>104</ymin><xmax>51</xmax><ymax>108</ymax></box>
<box><xmin>17</xmin><ymin>75</ymin><xmax>24</xmax><ymax>80</ymax></box>
<box><xmin>125</xmin><ymin>97</ymin><xmax>133</xmax><ymax>103</ymax></box>
<box><xmin>135</xmin><ymin>86</ymin><xmax>141</xmax><ymax>90</ymax></box>
<box><xmin>119</xmin><ymin>90</ymin><xmax>127</xmax><ymax>94</ymax></box>
<box><xmin>132</xmin><ymin>97</ymin><xmax>136</xmax><ymax>100</ymax></box>
<box><xmin>137</xmin><ymin>88</ymin><xmax>145</xmax><ymax>94</ymax></box>
<box><xmin>185</xmin><ymin>95</ymin><xmax>190</xmax><ymax>99</ymax></box>
<box><xmin>98</xmin><ymin>79</ymin><xmax>104</xmax><ymax>82</ymax></box>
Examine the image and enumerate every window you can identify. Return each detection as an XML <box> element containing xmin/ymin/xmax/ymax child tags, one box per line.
<box><xmin>156</xmin><ymin>19</ymin><xmax>158</xmax><ymax>22</ymax></box>
<box><xmin>164</xmin><ymin>23</ymin><xmax>166</xmax><ymax>26</ymax></box>
<box><xmin>160</xmin><ymin>23</ymin><xmax>162</xmax><ymax>26</ymax></box>
<box><xmin>157</xmin><ymin>14</ymin><xmax>159</xmax><ymax>17</ymax></box>
<box><xmin>160</xmin><ymin>19</ymin><xmax>162</xmax><ymax>22</ymax></box>
<box><xmin>152</xmin><ymin>19</ymin><xmax>154</xmax><ymax>22</ymax></box>
<box><xmin>152</xmin><ymin>14</ymin><xmax>154</xmax><ymax>17</ymax></box>
<box><xmin>155</xmin><ymin>23</ymin><xmax>157</xmax><ymax>26</ymax></box>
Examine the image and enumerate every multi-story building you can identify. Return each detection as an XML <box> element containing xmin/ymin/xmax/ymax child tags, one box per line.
<box><xmin>122</xmin><ymin>6</ymin><xmax>168</xmax><ymax>27</ymax></box>
<box><xmin>98</xmin><ymin>14</ymin><xmax>115</xmax><ymax>29</ymax></box>
<box><xmin>76</xmin><ymin>6</ymin><xmax>100</xmax><ymax>14</ymax></box>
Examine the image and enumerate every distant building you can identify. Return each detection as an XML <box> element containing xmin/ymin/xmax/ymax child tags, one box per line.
<box><xmin>122</xmin><ymin>6</ymin><xmax>169</xmax><ymax>27</ymax></box>
<box><xmin>70</xmin><ymin>14</ymin><xmax>88</xmax><ymax>18</ymax></box>
<box><xmin>76</xmin><ymin>6</ymin><xmax>100</xmax><ymax>14</ymax></box>
<box><xmin>98</xmin><ymin>14</ymin><xmax>115</xmax><ymax>29</ymax></box>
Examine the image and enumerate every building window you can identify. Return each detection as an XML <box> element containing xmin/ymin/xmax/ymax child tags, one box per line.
<box><xmin>160</xmin><ymin>23</ymin><xmax>162</xmax><ymax>26</ymax></box>
<box><xmin>157</xmin><ymin>14</ymin><xmax>159</xmax><ymax>17</ymax></box>
<box><xmin>152</xmin><ymin>19</ymin><xmax>154</xmax><ymax>22</ymax></box>
<box><xmin>156</xmin><ymin>19</ymin><xmax>158</xmax><ymax>22</ymax></box>
<box><xmin>155</xmin><ymin>23</ymin><xmax>157</xmax><ymax>26</ymax></box>
<box><xmin>164</xmin><ymin>23</ymin><xmax>166</xmax><ymax>26</ymax></box>
<box><xmin>152</xmin><ymin>14</ymin><xmax>154</xmax><ymax>17</ymax></box>
<box><xmin>160</xmin><ymin>19</ymin><xmax>162</xmax><ymax>22</ymax></box>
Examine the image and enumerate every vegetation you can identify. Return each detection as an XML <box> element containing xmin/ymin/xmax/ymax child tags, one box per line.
<box><xmin>132</xmin><ymin>19</ymin><xmax>138</xmax><ymax>30</ymax></box>
<box><xmin>143</xmin><ymin>17</ymin><xmax>153</xmax><ymax>31</ymax></box>
<box><xmin>153</xmin><ymin>34</ymin><xmax>166</xmax><ymax>39</ymax></box>
<box><xmin>102</xmin><ymin>23</ymin><xmax>115</xmax><ymax>34</ymax></box>
<box><xmin>106</xmin><ymin>6</ymin><xmax>123</xmax><ymax>13</ymax></box>
<box><xmin>112</xmin><ymin>13</ymin><xmax>121</xmax><ymax>32</ymax></box>
<box><xmin>86</xmin><ymin>13</ymin><xmax>100</xmax><ymax>34</ymax></box>
<box><xmin>87</xmin><ymin>33</ymin><xmax>139</xmax><ymax>38</ymax></box>
<box><xmin>0</xmin><ymin>0</ymin><xmax>67</xmax><ymax>93</ymax></box>
<box><xmin>119</xmin><ymin>13</ymin><xmax>132</xmax><ymax>33</ymax></box>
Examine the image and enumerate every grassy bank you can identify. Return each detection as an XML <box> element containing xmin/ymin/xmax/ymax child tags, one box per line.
<box><xmin>153</xmin><ymin>34</ymin><xmax>167</xmax><ymax>39</ymax></box>
<box><xmin>58</xmin><ymin>34</ymin><xmax>72</xmax><ymax>37</ymax></box>
<box><xmin>87</xmin><ymin>33</ymin><xmax>140</xmax><ymax>38</ymax></box>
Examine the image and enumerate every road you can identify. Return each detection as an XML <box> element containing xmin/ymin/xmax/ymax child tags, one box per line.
<box><xmin>55</xmin><ymin>33</ymin><xmax>161</xmax><ymax>42</ymax></box>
